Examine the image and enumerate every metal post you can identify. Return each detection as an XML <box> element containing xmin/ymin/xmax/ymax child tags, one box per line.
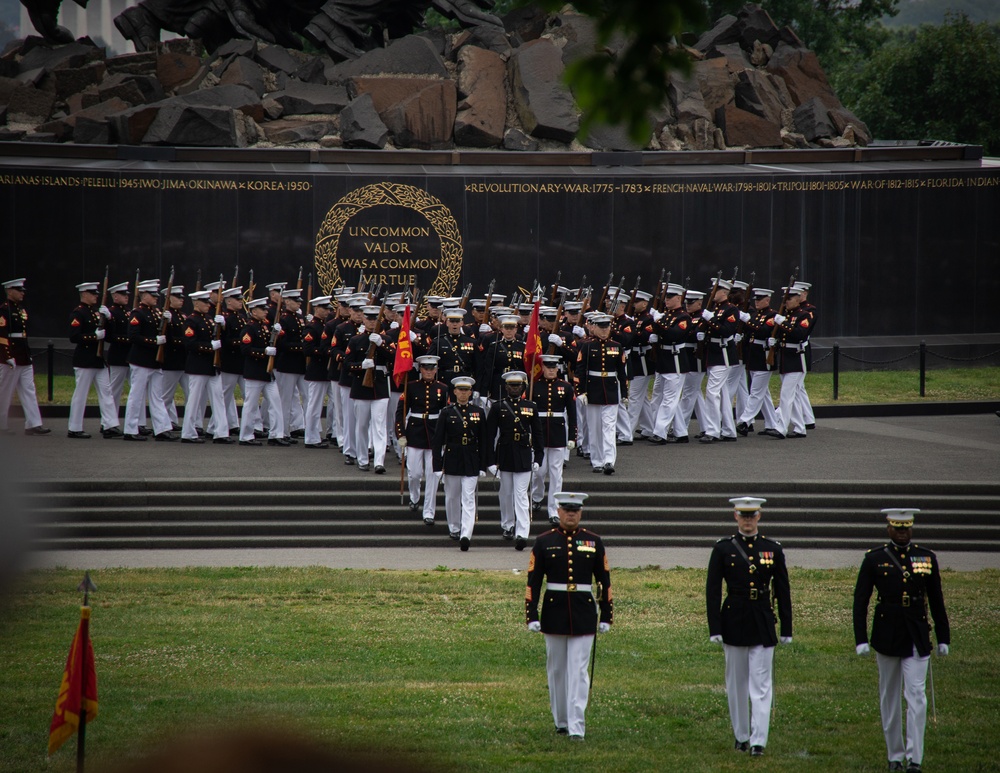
<box><xmin>47</xmin><ymin>340</ymin><xmax>54</xmax><ymax>402</ymax></box>
<box><xmin>832</xmin><ymin>343</ymin><xmax>839</xmax><ymax>401</ymax></box>
<box><xmin>919</xmin><ymin>340</ymin><xmax>926</xmax><ymax>397</ymax></box>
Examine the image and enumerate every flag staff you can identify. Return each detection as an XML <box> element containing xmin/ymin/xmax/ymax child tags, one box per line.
<box><xmin>76</xmin><ymin>572</ymin><xmax>96</xmax><ymax>773</ymax></box>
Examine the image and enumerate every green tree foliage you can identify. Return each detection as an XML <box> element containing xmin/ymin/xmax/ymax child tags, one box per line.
<box><xmin>837</xmin><ymin>13</ymin><xmax>1000</xmax><ymax>153</ymax></box>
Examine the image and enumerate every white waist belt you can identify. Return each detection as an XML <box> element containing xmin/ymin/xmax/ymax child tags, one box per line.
<box><xmin>546</xmin><ymin>583</ymin><xmax>592</xmax><ymax>592</ymax></box>
<box><xmin>710</xmin><ymin>336</ymin><xmax>735</xmax><ymax>345</ymax></box>
<box><xmin>587</xmin><ymin>370</ymin><xmax>617</xmax><ymax>377</ymax></box>
<box><xmin>9</xmin><ymin>333</ymin><xmax>25</xmax><ymax>338</ymax></box>
<box><xmin>783</xmin><ymin>343</ymin><xmax>807</xmax><ymax>352</ymax></box>
<box><xmin>752</xmin><ymin>339</ymin><xmax>769</xmax><ymax>346</ymax></box>
<box><xmin>539</xmin><ymin>411</ymin><xmax>566</xmax><ymax>418</ymax></box>
<box><xmin>659</xmin><ymin>344</ymin><xmax>684</xmax><ymax>352</ymax></box>
<box><xmin>407</xmin><ymin>411</ymin><xmax>440</xmax><ymax>420</ymax></box>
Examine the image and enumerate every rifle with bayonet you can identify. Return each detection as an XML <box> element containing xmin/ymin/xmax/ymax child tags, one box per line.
<box><xmin>548</xmin><ymin>271</ymin><xmax>561</xmax><ymax>306</ymax></box>
<box><xmin>652</xmin><ymin>268</ymin><xmax>667</xmax><ymax>312</ymax></box>
<box><xmin>624</xmin><ymin>275</ymin><xmax>642</xmax><ymax>318</ymax></box>
<box><xmin>458</xmin><ymin>282</ymin><xmax>473</xmax><ymax>309</ymax></box>
<box><xmin>96</xmin><ymin>265</ymin><xmax>110</xmax><ymax>359</ymax></box>
<box><xmin>155</xmin><ymin>266</ymin><xmax>175</xmax><ymax>364</ymax></box>
<box><xmin>362</xmin><ymin>299</ymin><xmax>388</xmax><ymax>389</ymax></box>
<box><xmin>766</xmin><ymin>267</ymin><xmax>798</xmax><ymax>368</ymax></box>
<box><xmin>607</xmin><ymin>275</ymin><xmax>626</xmax><ymax>317</ymax></box>
<box><xmin>212</xmin><ymin>273</ymin><xmax>226</xmax><ymax>368</ymax></box>
<box><xmin>593</xmin><ymin>272</ymin><xmax>614</xmax><ymax>314</ymax></box>
<box><xmin>696</xmin><ymin>270</ymin><xmax>723</xmax><ymax>365</ymax></box>
<box><xmin>131</xmin><ymin>268</ymin><xmax>140</xmax><ymax>311</ymax></box>
<box><xmin>736</xmin><ymin>271</ymin><xmax>755</xmax><ymax>361</ymax></box>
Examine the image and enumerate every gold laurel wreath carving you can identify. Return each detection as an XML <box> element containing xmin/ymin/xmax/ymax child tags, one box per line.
<box><xmin>314</xmin><ymin>182</ymin><xmax>463</xmax><ymax>307</ymax></box>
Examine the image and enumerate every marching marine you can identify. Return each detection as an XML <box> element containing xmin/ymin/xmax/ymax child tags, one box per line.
<box><xmin>396</xmin><ymin>355</ymin><xmax>449</xmax><ymax>526</ymax></box>
<box><xmin>0</xmin><ymin>278</ymin><xmax>50</xmax><ymax>435</ymax></box>
<box><xmin>530</xmin><ymin>354</ymin><xmax>578</xmax><ymax>525</ymax></box>
<box><xmin>67</xmin><ymin>281</ymin><xmax>121</xmax><ymax>439</ymax></box>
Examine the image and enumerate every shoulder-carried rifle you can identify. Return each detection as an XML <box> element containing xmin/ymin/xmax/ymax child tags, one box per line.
<box><xmin>624</xmin><ymin>275</ymin><xmax>642</xmax><ymax>318</ymax></box>
<box><xmin>736</xmin><ymin>271</ymin><xmax>755</xmax><ymax>360</ymax></box>
<box><xmin>362</xmin><ymin>300</ymin><xmax>388</xmax><ymax>388</ymax></box>
<box><xmin>131</xmin><ymin>268</ymin><xmax>140</xmax><ymax>310</ymax></box>
<box><xmin>266</xmin><ymin>286</ymin><xmax>284</xmax><ymax>374</ymax></box>
<box><xmin>155</xmin><ymin>266</ymin><xmax>175</xmax><ymax>364</ymax></box>
<box><xmin>212</xmin><ymin>273</ymin><xmax>226</xmax><ymax>368</ymax></box>
<box><xmin>696</xmin><ymin>270</ymin><xmax>723</xmax><ymax>365</ymax></box>
<box><xmin>766</xmin><ymin>267</ymin><xmax>798</xmax><ymax>368</ymax></box>
<box><xmin>593</xmin><ymin>272</ymin><xmax>614</xmax><ymax>313</ymax></box>
<box><xmin>96</xmin><ymin>265</ymin><xmax>109</xmax><ymax>359</ymax></box>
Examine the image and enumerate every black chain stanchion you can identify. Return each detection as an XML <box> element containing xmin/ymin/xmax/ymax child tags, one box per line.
<box><xmin>833</xmin><ymin>343</ymin><xmax>839</xmax><ymax>401</ymax></box>
<box><xmin>47</xmin><ymin>340</ymin><xmax>54</xmax><ymax>403</ymax></box>
<box><xmin>920</xmin><ymin>340</ymin><xmax>926</xmax><ymax>397</ymax></box>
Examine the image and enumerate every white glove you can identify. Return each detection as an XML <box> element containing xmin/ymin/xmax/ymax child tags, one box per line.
<box><xmin>155</xmin><ymin>335</ymin><xmax>167</xmax><ymax>345</ymax></box>
<box><xmin>214</xmin><ymin>315</ymin><xmax>225</xmax><ymax>325</ymax></box>
<box><xmin>272</xmin><ymin>323</ymin><xmax>282</xmax><ymax>333</ymax></box>
<box><xmin>5</xmin><ymin>358</ymin><xmax>14</xmax><ymax>367</ymax></box>
<box><xmin>479</xmin><ymin>323</ymin><xmax>491</xmax><ymax>334</ymax></box>
<box><xmin>696</xmin><ymin>331</ymin><xmax>705</xmax><ymax>342</ymax></box>
<box><xmin>488</xmin><ymin>464</ymin><xmax>499</xmax><ymax>478</ymax></box>
<box><xmin>622</xmin><ymin>397</ymin><xmax>630</xmax><ymax>407</ymax></box>
<box><xmin>531</xmin><ymin>462</ymin><xmax>539</xmax><ymax>471</ymax></box>
<box><xmin>265</xmin><ymin>346</ymin><xmax>277</xmax><ymax>357</ymax></box>
<box><xmin>99</xmin><ymin>305</ymin><xmax>111</xmax><ymax>319</ymax></box>
<box><xmin>567</xmin><ymin>440</ymin><xmax>576</xmax><ymax>450</ymax></box>
<box><xmin>734</xmin><ymin>333</ymin><xmax>743</xmax><ymax>343</ymax></box>
<box><xmin>398</xmin><ymin>437</ymin><xmax>408</xmax><ymax>449</ymax></box>
<box><xmin>780</xmin><ymin>636</ymin><xmax>792</xmax><ymax>645</ymax></box>
<box><xmin>369</xmin><ymin>333</ymin><xmax>383</xmax><ymax>346</ymax></box>
<box><xmin>390</xmin><ymin>320</ymin><xmax>400</xmax><ymax>330</ymax></box>
<box><xmin>650</xmin><ymin>309</ymin><xmax>663</xmax><ymax>322</ymax></box>
<box><xmin>856</xmin><ymin>643</ymin><xmax>871</xmax><ymax>655</ymax></box>
<box><xmin>937</xmin><ymin>643</ymin><xmax>949</xmax><ymax>656</ymax></box>
<box><xmin>162</xmin><ymin>310</ymin><xmax>172</xmax><ymax>322</ymax></box>
<box><xmin>211</xmin><ymin>339</ymin><xmax>222</xmax><ymax>350</ymax></box>
<box><xmin>648</xmin><ymin>333</ymin><xmax>659</xmax><ymax>343</ymax></box>
<box><xmin>598</xmin><ymin>622</ymin><xmax>611</xmax><ymax>634</ymax></box>
<box><xmin>472</xmin><ymin>391</ymin><xmax>480</xmax><ymax>401</ymax></box>
<box><xmin>701</xmin><ymin>309</ymin><xmax>713</xmax><ymax>321</ymax></box>
<box><xmin>767</xmin><ymin>337</ymin><xmax>777</xmax><ymax>348</ymax></box>
<box><xmin>527</xmin><ymin>621</ymin><xmax>542</xmax><ymax>633</ymax></box>
<box><xmin>305</xmin><ymin>314</ymin><xmax>314</xmax><ymax>322</ymax></box>
<box><xmin>740</xmin><ymin>311</ymin><xmax>751</xmax><ymax>323</ymax></box>
<box><xmin>572</xmin><ymin>325</ymin><xmax>586</xmax><ymax>338</ymax></box>
<box><xmin>523</xmin><ymin>325</ymin><xmax>530</xmax><ymax>334</ymax></box>
<box><xmin>578</xmin><ymin>394</ymin><xmax>588</xmax><ymax>406</ymax></box>
<box><xmin>94</xmin><ymin>328</ymin><xmax>106</xmax><ymax>340</ymax></box>
<box><xmin>478</xmin><ymin>470</ymin><xmax>486</xmax><ymax>478</ymax></box>
<box><xmin>362</xmin><ymin>358</ymin><xmax>375</xmax><ymax>370</ymax></box>
<box><xmin>710</xmin><ymin>635</ymin><xmax>723</xmax><ymax>644</ymax></box>
<box><xmin>773</xmin><ymin>314</ymin><xmax>786</xmax><ymax>326</ymax></box>
<box><xmin>409</xmin><ymin>331</ymin><xmax>418</xmax><ymax>342</ymax></box>
<box><xmin>297</xmin><ymin>308</ymin><xmax>304</xmax><ymax>316</ymax></box>
<box><xmin>357</xmin><ymin>325</ymin><xmax>365</xmax><ymax>334</ymax></box>
<box><xmin>547</xmin><ymin>333</ymin><xmax>562</xmax><ymax>346</ymax></box>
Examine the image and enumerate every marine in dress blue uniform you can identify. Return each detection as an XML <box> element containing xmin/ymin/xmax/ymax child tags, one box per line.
<box><xmin>573</xmin><ymin>313</ymin><xmax>627</xmax><ymax>474</ymax></box>
<box><xmin>530</xmin><ymin>354</ymin><xmax>578</xmax><ymax>525</ymax></box>
<box><xmin>525</xmin><ymin>492</ymin><xmax>613</xmax><ymax>740</ymax></box>
<box><xmin>122</xmin><ymin>279</ymin><xmax>175</xmax><ymax>441</ymax></box>
<box><xmin>706</xmin><ymin>496</ymin><xmax>793</xmax><ymax>756</ymax></box>
<box><xmin>238</xmin><ymin>297</ymin><xmax>287</xmax><ymax>445</ymax></box>
<box><xmin>853</xmin><ymin>508</ymin><xmax>950</xmax><ymax>773</ymax></box>
<box><xmin>179</xmin><ymin>289</ymin><xmax>230</xmax><ymax>443</ymax></box>
<box><xmin>396</xmin><ymin>355</ymin><xmax>449</xmax><ymax>525</ymax></box>
<box><xmin>67</xmin><ymin>282</ymin><xmax>120</xmax><ymax>439</ymax></box>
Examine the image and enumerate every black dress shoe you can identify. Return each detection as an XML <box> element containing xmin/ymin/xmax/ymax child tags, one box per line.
<box><xmin>26</xmin><ymin>426</ymin><xmax>52</xmax><ymax>435</ymax></box>
<box><xmin>290</xmin><ymin>429</ymin><xmax>305</xmax><ymax>438</ymax></box>
<box><xmin>531</xmin><ymin>500</ymin><xmax>543</xmax><ymax>512</ymax></box>
<box><xmin>592</xmin><ymin>466</ymin><xmax>603</xmax><ymax>473</ymax></box>
<box><xmin>103</xmin><ymin>427</ymin><xmax>123</xmax><ymax>438</ymax></box>
<box><xmin>760</xmin><ymin>429</ymin><xmax>785</xmax><ymax>439</ymax></box>
<box><xmin>357</xmin><ymin>462</ymin><xmax>371</xmax><ymax>471</ymax></box>
<box><xmin>788</xmin><ymin>431</ymin><xmax>807</xmax><ymax>438</ymax></box>
<box><xmin>138</xmin><ymin>426</ymin><xmax>153</xmax><ymax>436</ymax></box>
<box><xmin>555</xmin><ymin>727</ymin><xmax>568</xmax><ymax>735</ymax></box>
<box><xmin>449</xmin><ymin>531</ymin><xmax>460</xmax><ymax>540</ymax></box>
<box><xmin>699</xmin><ymin>435</ymin><xmax>718</xmax><ymax>444</ymax></box>
<box><xmin>171</xmin><ymin>423</ymin><xmax>182</xmax><ymax>432</ymax></box>
<box><xmin>502</xmin><ymin>528</ymin><xmax>514</xmax><ymax>541</ymax></box>
<box><xmin>239</xmin><ymin>440</ymin><xmax>262</xmax><ymax>446</ymax></box>
<box><xmin>514</xmin><ymin>536</ymin><xmax>527</xmax><ymax>551</ymax></box>
<box><xmin>374</xmin><ymin>465</ymin><xmax>386</xmax><ymax>474</ymax></box>
<box><xmin>905</xmin><ymin>763</ymin><xmax>921</xmax><ymax>773</ymax></box>
<box><xmin>720</xmin><ymin>435</ymin><xmax>737</xmax><ymax>442</ymax></box>
<box><xmin>648</xmin><ymin>436</ymin><xmax>667</xmax><ymax>445</ymax></box>
<box><xmin>344</xmin><ymin>455</ymin><xmax>355</xmax><ymax>465</ymax></box>
<box><xmin>123</xmin><ymin>433</ymin><xmax>147</xmax><ymax>441</ymax></box>
<box><xmin>460</xmin><ymin>537</ymin><xmax>470</xmax><ymax>551</ymax></box>
<box><xmin>666</xmin><ymin>435</ymin><xmax>689</xmax><ymax>444</ymax></box>
<box><xmin>195</xmin><ymin>427</ymin><xmax>206</xmax><ymax>438</ymax></box>
<box><xmin>549</xmin><ymin>516</ymin><xmax>560</xmax><ymax>526</ymax></box>
<box><xmin>284</xmin><ymin>437</ymin><xmax>299</xmax><ymax>445</ymax></box>
<box><xmin>423</xmin><ymin>517</ymin><xmax>434</xmax><ymax>527</ymax></box>
<box><xmin>213</xmin><ymin>437</ymin><xmax>234</xmax><ymax>444</ymax></box>
<box><xmin>736</xmin><ymin>422</ymin><xmax>749</xmax><ymax>437</ymax></box>
<box><xmin>750</xmin><ymin>745</ymin><xmax>764</xmax><ymax>756</ymax></box>
<box><xmin>182</xmin><ymin>437</ymin><xmax>205</xmax><ymax>444</ymax></box>
<box><xmin>408</xmin><ymin>501</ymin><xmax>420</xmax><ymax>512</ymax></box>
<box><xmin>887</xmin><ymin>763</ymin><xmax>904</xmax><ymax>772</ymax></box>
<box><xmin>67</xmin><ymin>430</ymin><xmax>92</xmax><ymax>439</ymax></box>
<box><xmin>267</xmin><ymin>438</ymin><xmax>290</xmax><ymax>446</ymax></box>
<box><xmin>805</xmin><ymin>422</ymin><xmax>816</xmax><ymax>430</ymax></box>
<box><xmin>305</xmin><ymin>442</ymin><xmax>329</xmax><ymax>449</ymax></box>
<box><xmin>603</xmin><ymin>463</ymin><xmax>615</xmax><ymax>475</ymax></box>
<box><xmin>155</xmin><ymin>432</ymin><xmax>177</xmax><ymax>441</ymax></box>
<box><xmin>253</xmin><ymin>429</ymin><xmax>267</xmax><ymax>439</ymax></box>
<box><xmin>734</xmin><ymin>739</ymin><xmax>749</xmax><ymax>752</ymax></box>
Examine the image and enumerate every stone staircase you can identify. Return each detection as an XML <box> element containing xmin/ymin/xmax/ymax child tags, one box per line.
<box><xmin>22</xmin><ymin>478</ymin><xmax>1000</xmax><ymax>552</ymax></box>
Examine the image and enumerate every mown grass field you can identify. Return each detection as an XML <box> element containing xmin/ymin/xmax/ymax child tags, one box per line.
<box><xmin>21</xmin><ymin>367</ymin><xmax>1000</xmax><ymax>408</ymax></box>
<box><xmin>2</xmin><ymin>567</ymin><xmax>996</xmax><ymax>773</ymax></box>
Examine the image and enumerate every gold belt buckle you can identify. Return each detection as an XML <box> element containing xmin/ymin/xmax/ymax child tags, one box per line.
<box><xmin>902</xmin><ymin>594</ymin><xmax>910</xmax><ymax>607</ymax></box>
<box><xmin>749</xmin><ymin>588</ymin><xmax>758</xmax><ymax>600</ymax></box>
<box><xmin>514</xmin><ymin>431</ymin><xmax>520</xmax><ymax>441</ymax></box>
<box><xmin>461</xmin><ymin>436</ymin><xmax>469</xmax><ymax>445</ymax></box>
<box><xmin>567</xmin><ymin>583</ymin><xmax>577</xmax><ymax>592</ymax></box>
<box><xmin>601</xmin><ymin>370</ymin><xmax>607</xmax><ymax>377</ymax></box>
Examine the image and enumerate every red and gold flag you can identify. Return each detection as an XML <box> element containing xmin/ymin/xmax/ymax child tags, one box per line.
<box><xmin>393</xmin><ymin>304</ymin><xmax>414</xmax><ymax>386</ymax></box>
<box><xmin>48</xmin><ymin>606</ymin><xmax>98</xmax><ymax>755</ymax></box>
<box><xmin>524</xmin><ymin>299</ymin><xmax>543</xmax><ymax>382</ymax></box>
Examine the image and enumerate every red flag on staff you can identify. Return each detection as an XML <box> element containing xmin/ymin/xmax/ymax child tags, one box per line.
<box><xmin>524</xmin><ymin>298</ymin><xmax>543</xmax><ymax>382</ymax></box>
<box><xmin>393</xmin><ymin>304</ymin><xmax>414</xmax><ymax>386</ymax></box>
<box><xmin>48</xmin><ymin>605</ymin><xmax>98</xmax><ymax>756</ymax></box>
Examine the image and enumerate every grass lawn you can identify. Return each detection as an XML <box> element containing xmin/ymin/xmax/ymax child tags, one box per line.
<box><xmin>1</xmin><ymin>567</ymin><xmax>996</xmax><ymax>772</ymax></box>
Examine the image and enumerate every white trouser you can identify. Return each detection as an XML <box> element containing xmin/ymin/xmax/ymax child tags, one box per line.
<box><xmin>304</xmin><ymin>380</ymin><xmax>328</xmax><ymax>445</ymax></box>
<box><xmin>324</xmin><ymin>380</ymin><xmax>341</xmax><ymax>441</ymax></box>
<box><xmin>724</xmin><ymin>643</ymin><xmax>775</xmax><ymax>748</ymax></box>
<box><xmin>275</xmin><ymin>371</ymin><xmax>306</xmax><ymax>438</ymax></box>
<box><xmin>221</xmin><ymin>372</ymin><xmax>242</xmax><ymax>431</ymax></box>
<box><xmin>531</xmin><ymin>447</ymin><xmax>565</xmax><ymax>521</ymax></box>
<box><xmin>108</xmin><ymin>364</ymin><xmax>129</xmax><ymax>411</ymax></box>
<box><xmin>339</xmin><ymin>386</ymin><xmax>356</xmax><ymax>458</ymax></box>
<box><xmin>702</xmin><ymin>365</ymin><xmax>736</xmax><ymax>439</ymax></box>
<box><xmin>354</xmin><ymin>398</ymin><xmax>387</xmax><ymax>466</ymax></box>
<box><xmin>877</xmin><ymin>648</ymin><xmax>930</xmax><ymax>765</ymax></box>
<box><xmin>627</xmin><ymin>374</ymin><xmax>655</xmax><ymax>436</ymax></box>
<box><xmin>739</xmin><ymin>370</ymin><xmax>779</xmax><ymax>429</ymax></box>
<box><xmin>159</xmin><ymin>369</ymin><xmax>184</xmax><ymax>426</ymax></box>
<box><xmin>406</xmin><ymin>447</ymin><xmax>440</xmax><ymax>518</ymax></box>
<box><xmin>69</xmin><ymin>367</ymin><xmax>119</xmax><ymax>432</ymax></box>
<box><xmin>545</xmin><ymin>634</ymin><xmax>594</xmax><ymax>737</ymax></box>
<box><xmin>796</xmin><ymin>378</ymin><xmax>815</xmax><ymax>425</ymax></box>
<box><xmin>615</xmin><ymin>400</ymin><xmax>631</xmax><ymax>441</ymax></box>
<box><xmin>182</xmin><ymin>373</ymin><xmax>226</xmax><ymax>440</ymax></box>
<box><xmin>776</xmin><ymin>372</ymin><xmax>806</xmax><ymax>436</ymax></box>
<box><xmin>444</xmin><ymin>474</ymin><xmax>478</xmax><ymax>539</ymax></box>
<box><xmin>239</xmin><ymin>379</ymin><xmax>282</xmax><ymax>441</ymax></box>
<box><xmin>0</xmin><ymin>363</ymin><xmax>43</xmax><ymax>430</ymax></box>
<box><xmin>576</xmin><ymin>398</ymin><xmax>589</xmax><ymax>454</ymax></box>
<box><xmin>387</xmin><ymin>391</ymin><xmax>401</xmax><ymax>456</ymax></box>
<box><xmin>726</xmin><ymin>364</ymin><xmax>748</xmax><ymax>425</ymax></box>
<box><xmin>499</xmin><ymin>470</ymin><xmax>531</xmax><ymax>538</ymax></box>
<box><xmin>124</xmin><ymin>365</ymin><xmax>172</xmax><ymax>435</ymax></box>
<box><xmin>585</xmin><ymin>403</ymin><xmax>617</xmax><ymax>468</ymax></box>
<box><xmin>651</xmin><ymin>372</ymin><xmax>683</xmax><ymax>439</ymax></box>
<box><xmin>675</xmin><ymin>371</ymin><xmax>705</xmax><ymax>438</ymax></box>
